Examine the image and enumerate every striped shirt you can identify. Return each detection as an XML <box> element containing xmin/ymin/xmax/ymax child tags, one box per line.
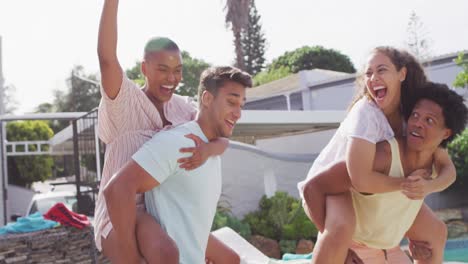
<box><xmin>94</xmin><ymin>75</ymin><xmax>197</xmax><ymax>251</ymax></box>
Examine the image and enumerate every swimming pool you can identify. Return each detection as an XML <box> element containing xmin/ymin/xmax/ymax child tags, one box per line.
<box><xmin>445</xmin><ymin>239</ymin><xmax>468</xmax><ymax>262</ymax></box>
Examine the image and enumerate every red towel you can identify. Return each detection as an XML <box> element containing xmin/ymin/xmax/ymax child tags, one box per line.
<box><xmin>44</xmin><ymin>202</ymin><xmax>90</xmax><ymax>229</ymax></box>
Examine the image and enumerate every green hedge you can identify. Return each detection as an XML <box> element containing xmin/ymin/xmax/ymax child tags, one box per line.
<box><xmin>448</xmin><ymin>129</ymin><xmax>468</xmax><ymax>190</ymax></box>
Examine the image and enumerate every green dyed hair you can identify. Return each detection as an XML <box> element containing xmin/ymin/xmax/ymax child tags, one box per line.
<box><xmin>143</xmin><ymin>37</ymin><xmax>180</xmax><ymax>60</ymax></box>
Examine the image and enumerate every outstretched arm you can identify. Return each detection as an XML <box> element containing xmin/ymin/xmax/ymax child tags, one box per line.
<box><xmin>98</xmin><ymin>0</ymin><xmax>123</xmax><ymax>99</ymax></box>
<box><xmin>104</xmin><ymin>160</ymin><xmax>160</xmax><ymax>264</ymax></box>
<box><xmin>347</xmin><ymin>138</ymin><xmax>404</xmax><ymax>193</ymax></box>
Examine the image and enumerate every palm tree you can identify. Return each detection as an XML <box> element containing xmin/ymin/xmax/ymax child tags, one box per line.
<box><xmin>224</xmin><ymin>0</ymin><xmax>251</xmax><ymax>70</ymax></box>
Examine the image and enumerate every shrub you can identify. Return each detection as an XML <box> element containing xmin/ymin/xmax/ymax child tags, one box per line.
<box><xmin>448</xmin><ymin>129</ymin><xmax>468</xmax><ymax>190</ymax></box>
<box><xmin>212</xmin><ymin>211</ymin><xmax>251</xmax><ymax>239</ymax></box>
<box><xmin>279</xmin><ymin>240</ymin><xmax>297</xmax><ymax>255</ymax></box>
<box><xmin>243</xmin><ymin>192</ymin><xmax>317</xmax><ymax>241</ymax></box>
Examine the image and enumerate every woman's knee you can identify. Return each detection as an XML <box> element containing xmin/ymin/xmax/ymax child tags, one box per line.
<box><xmin>303</xmin><ymin>178</ymin><xmax>319</xmax><ymax>202</ymax></box>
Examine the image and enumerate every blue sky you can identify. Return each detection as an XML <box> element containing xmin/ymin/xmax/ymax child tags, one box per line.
<box><xmin>0</xmin><ymin>0</ymin><xmax>467</xmax><ymax>113</ymax></box>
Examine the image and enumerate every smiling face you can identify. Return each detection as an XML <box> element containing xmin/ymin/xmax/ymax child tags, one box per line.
<box><xmin>407</xmin><ymin>99</ymin><xmax>451</xmax><ymax>152</ymax></box>
<box><xmin>203</xmin><ymin>81</ymin><xmax>246</xmax><ymax>138</ymax></box>
<box><xmin>141</xmin><ymin>49</ymin><xmax>183</xmax><ymax>103</ymax></box>
<box><xmin>364</xmin><ymin>52</ymin><xmax>407</xmax><ymax>115</ymax></box>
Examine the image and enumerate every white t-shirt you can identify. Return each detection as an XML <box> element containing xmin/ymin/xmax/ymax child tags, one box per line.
<box><xmin>297</xmin><ymin>98</ymin><xmax>394</xmax><ymax>197</ymax></box>
<box><xmin>132</xmin><ymin>121</ymin><xmax>222</xmax><ymax>264</ymax></box>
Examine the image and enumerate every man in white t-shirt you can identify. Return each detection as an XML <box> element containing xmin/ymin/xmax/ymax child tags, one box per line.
<box><xmin>104</xmin><ymin>66</ymin><xmax>251</xmax><ymax>264</ymax></box>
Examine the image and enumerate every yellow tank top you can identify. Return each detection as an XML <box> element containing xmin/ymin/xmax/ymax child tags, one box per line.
<box><xmin>351</xmin><ymin>137</ymin><xmax>434</xmax><ymax>249</ymax></box>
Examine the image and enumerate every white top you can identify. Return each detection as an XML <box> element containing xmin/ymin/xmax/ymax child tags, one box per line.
<box><xmin>297</xmin><ymin>98</ymin><xmax>394</xmax><ymax>197</ymax></box>
<box><xmin>133</xmin><ymin>121</ymin><xmax>222</xmax><ymax>264</ymax></box>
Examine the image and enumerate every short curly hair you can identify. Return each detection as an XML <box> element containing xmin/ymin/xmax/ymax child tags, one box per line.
<box><xmin>409</xmin><ymin>82</ymin><xmax>468</xmax><ymax>147</ymax></box>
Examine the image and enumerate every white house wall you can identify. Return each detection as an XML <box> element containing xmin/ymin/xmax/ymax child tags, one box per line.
<box><xmin>220</xmin><ymin>146</ymin><xmax>313</xmax><ymax>218</ymax></box>
<box><xmin>426</xmin><ymin>63</ymin><xmax>463</xmax><ymax>88</ymax></box>
<box><xmin>256</xmin><ymin>129</ymin><xmax>338</xmax><ymax>154</ymax></box>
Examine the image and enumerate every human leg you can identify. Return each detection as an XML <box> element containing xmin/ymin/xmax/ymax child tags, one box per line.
<box><xmin>350</xmin><ymin>243</ymin><xmax>412</xmax><ymax>264</ymax></box>
<box><xmin>311</xmin><ymin>192</ymin><xmax>356</xmax><ymax>264</ymax></box>
<box><xmin>386</xmin><ymin>246</ymin><xmax>413</xmax><ymax>264</ymax></box>
<box><xmin>102</xmin><ymin>211</ymin><xmax>179</xmax><ymax>264</ymax></box>
<box><xmin>405</xmin><ymin>203</ymin><xmax>447</xmax><ymax>264</ymax></box>
<box><xmin>205</xmin><ymin>234</ymin><xmax>240</xmax><ymax>264</ymax></box>
<box><xmin>302</xmin><ymin>160</ymin><xmax>352</xmax><ymax>232</ymax></box>
<box><xmin>135</xmin><ymin>211</ymin><xmax>179</xmax><ymax>264</ymax></box>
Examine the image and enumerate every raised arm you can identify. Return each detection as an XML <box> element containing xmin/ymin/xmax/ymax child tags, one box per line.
<box><xmin>103</xmin><ymin>160</ymin><xmax>159</xmax><ymax>264</ymax></box>
<box><xmin>98</xmin><ymin>0</ymin><xmax>123</xmax><ymax>99</ymax></box>
<box><xmin>347</xmin><ymin>137</ymin><xmax>404</xmax><ymax>193</ymax></box>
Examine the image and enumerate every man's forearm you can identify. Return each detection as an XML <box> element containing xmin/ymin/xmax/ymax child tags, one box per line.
<box><xmin>429</xmin><ymin>148</ymin><xmax>456</xmax><ymax>193</ymax></box>
<box><xmin>427</xmin><ymin>167</ymin><xmax>456</xmax><ymax>193</ymax></box>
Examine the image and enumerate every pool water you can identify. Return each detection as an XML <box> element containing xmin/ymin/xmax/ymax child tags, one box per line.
<box><xmin>444</xmin><ymin>239</ymin><xmax>468</xmax><ymax>262</ymax></box>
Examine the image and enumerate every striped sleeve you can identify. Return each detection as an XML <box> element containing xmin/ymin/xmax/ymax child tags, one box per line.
<box><xmin>98</xmin><ymin>75</ymin><xmax>140</xmax><ymax>144</ymax></box>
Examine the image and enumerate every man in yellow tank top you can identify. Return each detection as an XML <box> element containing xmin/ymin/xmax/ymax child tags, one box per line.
<box><xmin>304</xmin><ymin>82</ymin><xmax>468</xmax><ymax>264</ymax></box>
<box><xmin>349</xmin><ymin>82</ymin><xmax>468</xmax><ymax>263</ymax></box>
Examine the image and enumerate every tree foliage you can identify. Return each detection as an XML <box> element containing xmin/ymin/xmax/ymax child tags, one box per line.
<box><xmin>269</xmin><ymin>46</ymin><xmax>355</xmax><ymax>74</ymax></box>
<box><xmin>0</xmin><ymin>83</ymin><xmax>18</xmax><ymax>114</ymax></box>
<box><xmin>453</xmin><ymin>52</ymin><xmax>468</xmax><ymax>89</ymax></box>
<box><xmin>64</xmin><ymin>66</ymin><xmax>101</xmax><ymax>112</ymax></box>
<box><xmin>405</xmin><ymin>10</ymin><xmax>432</xmax><ymax>61</ymax></box>
<box><xmin>125</xmin><ymin>62</ymin><xmax>145</xmax><ymax>87</ymax></box>
<box><xmin>254</xmin><ymin>46</ymin><xmax>355</xmax><ymax>86</ymax></box>
<box><xmin>253</xmin><ymin>66</ymin><xmax>290</xmax><ymax>86</ymax></box>
<box><xmin>7</xmin><ymin>121</ymin><xmax>54</xmax><ymax>188</ymax></box>
<box><xmin>241</xmin><ymin>0</ymin><xmax>267</xmax><ymax>76</ymax></box>
<box><xmin>224</xmin><ymin>0</ymin><xmax>251</xmax><ymax>70</ymax></box>
<box><xmin>178</xmin><ymin>51</ymin><xmax>211</xmax><ymax>97</ymax></box>
<box><xmin>35</xmin><ymin>65</ymin><xmax>101</xmax><ymax>133</ymax></box>
<box><xmin>448</xmin><ymin>129</ymin><xmax>468</xmax><ymax>191</ymax></box>
<box><xmin>43</xmin><ymin>65</ymin><xmax>100</xmax><ymax>114</ymax></box>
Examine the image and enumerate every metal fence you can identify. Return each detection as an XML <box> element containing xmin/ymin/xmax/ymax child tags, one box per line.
<box><xmin>70</xmin><ymin>109</ymin><xmax>104</xmax><ymax>216</ymax></box>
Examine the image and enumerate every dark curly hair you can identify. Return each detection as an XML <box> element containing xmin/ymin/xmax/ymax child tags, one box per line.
<box><xmin>351</xmin><ymin>46</ymin><xmax>427</xmax><ymax>118</ymax></box>
<box><xmin>409</xmin><ymin>82</ymin><xmax>468</xmax><ymax>147</ymax></box>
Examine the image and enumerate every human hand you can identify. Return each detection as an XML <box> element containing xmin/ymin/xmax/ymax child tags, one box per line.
<box><xmin>401</xmin><ymin>169</ymin><xmax>433</xmax><ymax>200</ymax></box>
<box><xmin>408</xmin><ymin>239</ymin><xmax>432</xmax><ymax>260</ymax></box>
<box><xmin>178</xmin><ymin>134</ymin><xmax>208</xmax><ymax>170</ymax></box>
<box><xmin>344</xmin><ymin>248</ymin><xmax>363</xmax><ymax>264</ymax></box>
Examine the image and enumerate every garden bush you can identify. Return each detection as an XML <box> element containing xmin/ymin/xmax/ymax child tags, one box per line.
<box><xmin>448</xmin><ymin>129</ymin><xmax>468</xmax><ymax>191</ymax></box>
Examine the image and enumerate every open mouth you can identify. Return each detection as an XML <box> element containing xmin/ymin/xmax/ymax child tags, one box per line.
<box><xmin>160</xmin><ymin>85</ymin><xmax>175</xmax><ymax>95</ymax></box>
<box><xmin>409</xmin><ymin>131</ymin><xmax>423</xmax><ymax>139</ymax></box>
<box><xmin>225</xmin><ymin>119</ymin><xmax>235</xmax><ymax>130</ymax></box>
<box><xmin>373</xmin><ymin>86</ymin><xmax>387</xmax><ymax>101</ymax></box>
